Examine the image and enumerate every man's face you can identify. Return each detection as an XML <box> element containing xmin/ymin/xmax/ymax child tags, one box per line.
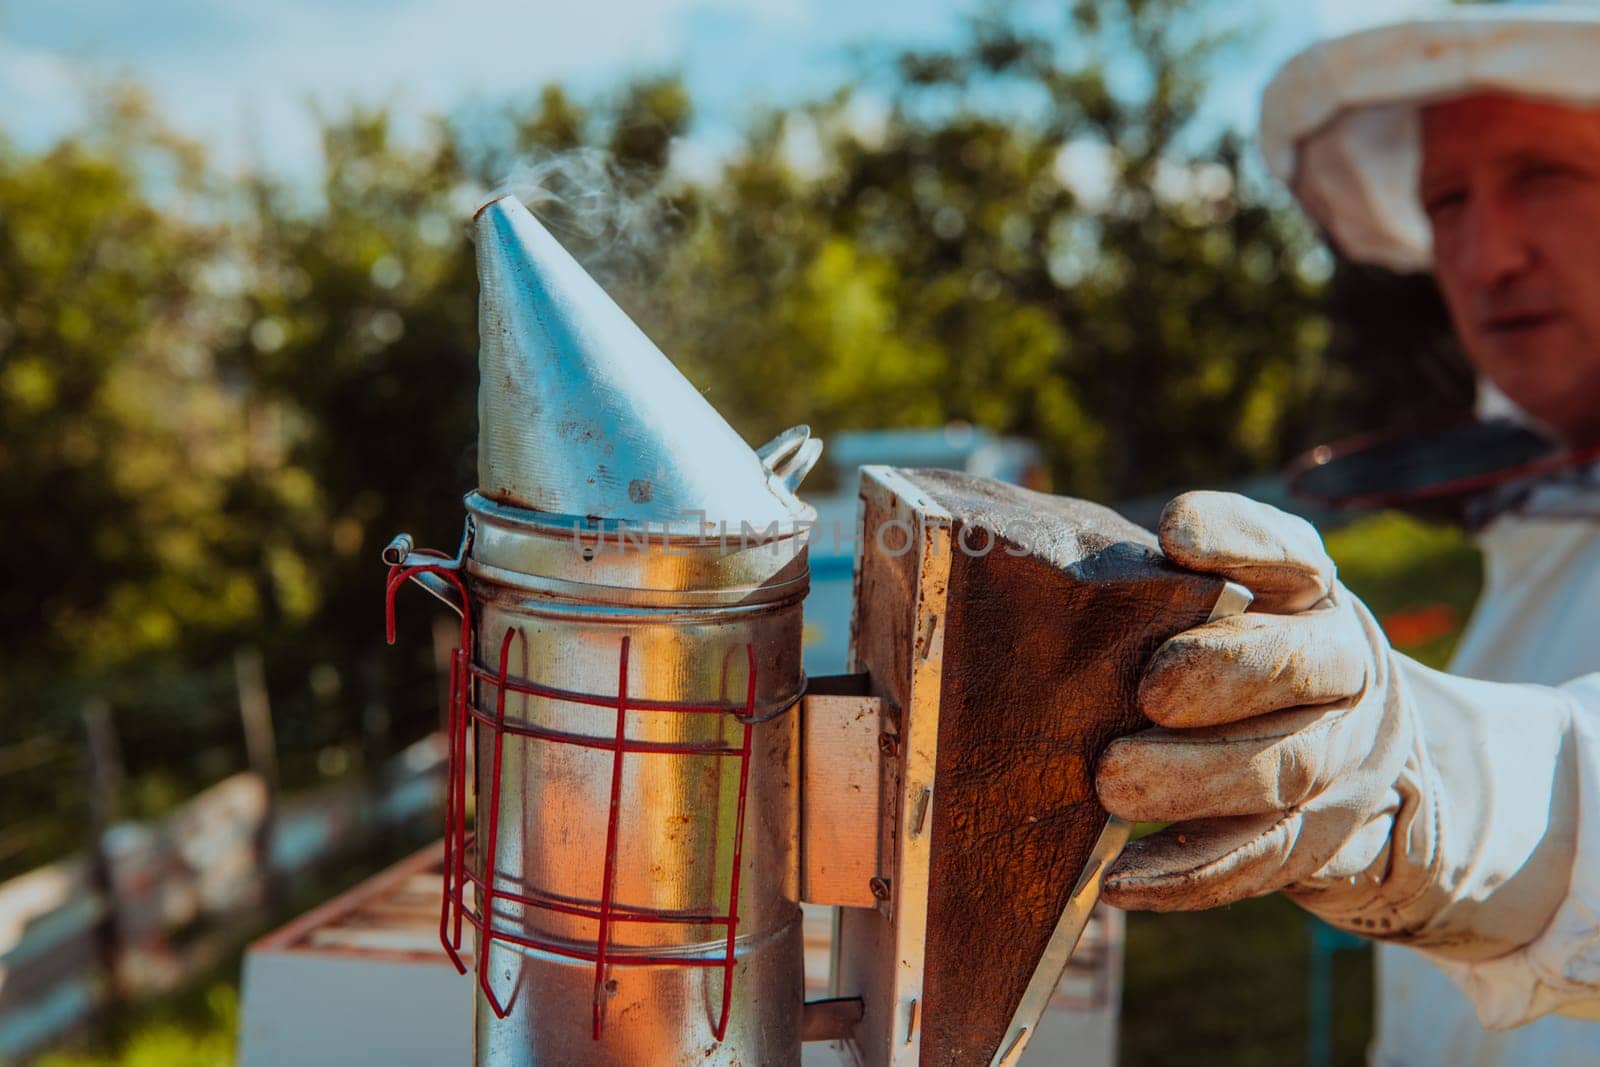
<box><xmin>1420</xmin><ymin>93</ymin><xmax>1600</xmax><ymax>446</ymax></box>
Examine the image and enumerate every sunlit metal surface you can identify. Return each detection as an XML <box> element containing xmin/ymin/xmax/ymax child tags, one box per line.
<box><xmin>473</xmin><ymin>195</ymin><xmax>818</xmax><ymax>533</ymax></box>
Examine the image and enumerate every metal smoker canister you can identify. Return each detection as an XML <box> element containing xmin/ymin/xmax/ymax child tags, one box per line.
<box><xmin>385</xmin><ymin>195</ymin><xmax>822</xmax><ymax>1066</ymax></box>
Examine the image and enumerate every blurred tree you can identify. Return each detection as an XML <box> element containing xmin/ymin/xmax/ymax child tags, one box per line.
<box><xmin>0</xmin><ymin>91</ymin><xmax>237</xmax><ymax>695</ymax></box>
<box><xmin>205</xmin><ymin>108</ymin><xmax>475</xmax><ymax>769</ymax></box>
<box><xmin>0</xmin><ymin>91</ymin><xmax>257</xmax><ymax>870</ymax></box>
<box><xmin>653</xmin><ymin>0</ymin><xmax>1331</xmax><ymax>499</ymax></box>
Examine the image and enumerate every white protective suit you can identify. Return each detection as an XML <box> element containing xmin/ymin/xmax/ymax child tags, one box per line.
<box><xmin>1375</xmin><ymin>504</ymin><xmax>1600</xmax><ymax>1066</ymax></box>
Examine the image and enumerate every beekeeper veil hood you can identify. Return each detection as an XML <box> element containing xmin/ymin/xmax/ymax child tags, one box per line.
<box><xmin>1259</xmin><ymin>6</ymin><xmax>1600</xmax><ymax>275</ymax></box>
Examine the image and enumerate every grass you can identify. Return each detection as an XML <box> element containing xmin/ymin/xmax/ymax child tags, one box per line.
<box><xmin>1122</xmin><ymin>897</ymin><xmax>1376</xmax><ymax>1066</ymax></box>
<box><xmin>33</xmin><ymin>986</ymin><xmax>238</xmax><ymax>1067</ymax></box>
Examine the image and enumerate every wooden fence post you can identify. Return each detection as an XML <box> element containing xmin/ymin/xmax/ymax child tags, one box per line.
<box><xmin>362</xmin><ymin>651</ymin><xmax>394</xmax><ymax>859</ymax></box>
<box><xmin>81</xmin><ymin>698</ymin><xmax>125</xmax><ymax>999</ymax></box>
<box><xmin>235</xmin><ymin>646</ymin><xmax>280</xmax><ymax>910</ymax></box>
<box><xmin>431</xmin><ymin>615</ymin><xmax>457</xmax><ymax>736</ymax></box>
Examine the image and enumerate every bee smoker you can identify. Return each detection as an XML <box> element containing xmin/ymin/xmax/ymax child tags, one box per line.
<box><xmin>385</xmin><ymin>195</ymin><xmax>1245</xmax><ymax>1066</ymax></box>
<box><xmin>385</xmin><ymin>195</ymin><xmax>821</xmax><ymax>1065</ymax></box>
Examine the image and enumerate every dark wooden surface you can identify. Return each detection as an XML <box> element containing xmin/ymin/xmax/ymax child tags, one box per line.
<box><xmin>906</xmin><ymin>470</ymin><xmax>1224</xmax><ymax>1066</ymax></box>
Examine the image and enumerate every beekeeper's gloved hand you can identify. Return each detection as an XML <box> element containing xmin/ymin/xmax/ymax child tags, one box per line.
<box><xmin>1095</xmin><ymin>490</ymin><xmax>1582</xmax><ymax>963</ymax></box>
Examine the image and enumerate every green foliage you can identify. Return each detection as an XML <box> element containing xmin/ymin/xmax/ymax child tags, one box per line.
<box><xmin>653</xmin><ymin>2</ymin><xmax>1331</xmax><ymax>500</ymax></box>
<box><xmin>0</xmin><ymin>93</ymin><xmax>233</xmax><ymax>679</ymax></box>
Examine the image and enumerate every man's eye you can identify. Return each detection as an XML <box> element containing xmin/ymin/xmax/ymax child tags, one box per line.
<box><xmin>1423</xmin><ymin>189</ymin><xmax>1467</xmax><ymax>217</ymax></box>
<box><xmin>1520</xmin><ymin>163</ymin><xmax>1582</xmax><ymax>188</ymax></box>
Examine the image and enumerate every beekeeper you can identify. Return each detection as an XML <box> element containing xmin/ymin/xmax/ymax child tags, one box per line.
<box><xmin>1093</xmin><ymin>8</ymin><xmax>1600</xmax><ymax>1065</ymax></box>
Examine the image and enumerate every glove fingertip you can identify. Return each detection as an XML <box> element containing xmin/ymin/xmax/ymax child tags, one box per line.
<box><xmin>1101</xmin><ymin>849</ymin><xmax>1200</xmax><ymax>912</ymax></box>
<box><xmin>1098</xmin><ymin>878</ymin><xmax>1144</xmax><ymax>911</ymax></box>
<box><xmin>1138</xmin><ymin>634</ymin><xmax>1232</xmax><ymax>728</ymax></box>
<box><xmin>1136</xmin><ymin>647</ymin><xmax>1190</xmax><ymax>728</ymax></box>
<box><xmin>1093</xmin><ymin>739</ymin><xmax>1142</xmax><ymax>817</ymax></box>
<box><xmin>1154</xmin><ymin>491</ymin><xmax>1338</xmax><ymax>610</ymax></box>
<box><xmin>1154</xmin><ymin>491</ymin><xmax>1213</xmax><ymax>565</ymax></box>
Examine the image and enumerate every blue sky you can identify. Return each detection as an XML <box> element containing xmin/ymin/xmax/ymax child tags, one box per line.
<box><xmin>0</xmin><ymin>0</ymin><xmax>1444</xmax><ymax>180</ymax></box>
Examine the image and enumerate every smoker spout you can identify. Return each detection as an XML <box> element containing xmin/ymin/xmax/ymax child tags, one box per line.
<box><xmin>473</xmin><ymin>195</ymin><xmax>815</xmax><ymax>532</ymax></box>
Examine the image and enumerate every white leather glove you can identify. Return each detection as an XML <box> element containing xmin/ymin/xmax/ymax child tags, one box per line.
<box><xmin>1095</xmin><ymin>491</ymin><xmax>1583</xmax><ymax>965</ymax></box>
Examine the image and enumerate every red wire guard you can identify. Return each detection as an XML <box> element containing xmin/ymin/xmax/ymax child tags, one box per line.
<box><xmin>385</xmin><ymin>556</ymin><xmax>757</xmax><ymax>1043</ymax></box>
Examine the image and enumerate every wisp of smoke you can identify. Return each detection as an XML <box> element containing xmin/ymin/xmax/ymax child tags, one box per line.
<box><xmin>480</xmin><ymin>147</ymin><xmax>682</xmax><ymax>290</ymax></box>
